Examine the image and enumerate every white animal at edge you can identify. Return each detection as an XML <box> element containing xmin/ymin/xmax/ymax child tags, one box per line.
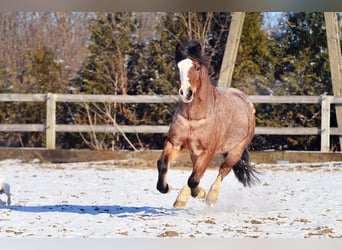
<box><xmin>0</xmin><ymin>177</ymin><xmax>11</xmax><ymax>206</ymax></box>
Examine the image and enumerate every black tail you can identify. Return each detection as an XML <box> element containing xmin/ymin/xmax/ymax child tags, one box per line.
<box><xmin>232</xmin><ymin>149</ymin><xmax>260</xmax><ymax>187</ymax></box>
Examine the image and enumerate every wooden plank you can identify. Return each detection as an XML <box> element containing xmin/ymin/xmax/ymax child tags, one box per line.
<box><xmin>56</xmin><ymin>125</ymin><xmax>170</xmax><ymax>134</ymax></box>
<box><xmin>0</xmin><ymin>93</ymin><xmax>326</xmax><ymax>105</ymax></box>
<box><xmin>55</xmin><ymin>94</ymin><xmax>179</xmax><ymax>103</ymax></box>
<box><xmin>332</xmin><ymin>96</ymin><xmax>342</xmax><ymax>104</ymax></box>
<box><xmin>0</xmin><ymin>124</ymin><xmax>44</xmax><ymax>132</ymax></box>
<box><xmin>249</xmin><ymin>95</ymin><xmax>321</xmax><ymax>104</ymax></box>
<box><xmin>255</xmin><ymin>127</ymin><xmax>319</xmax><ymax>135</ymax></box>
<box><xmin>46</xmin><ymin>93</ymin><xmax>56</xmax><ymax>149</ymax></box>
<box><xmin>330</xmin><ymin>128</ymin><xmax>342</xmax><ymax>135</ymax></box>
<box><xmin>320</xmin><ymin>95</ymin><xmax>333</xmax><ymax>152</ymax></box>
<box><xmin>57</xmin><ymin>125</ymin><xmax>321</xmax><ymax>135</ymax></box>
<box><xmin>0</xmin><ymin>93</ymin><xmax>46</xmax><ymax>102</ymax></box>
<box><xmin>0</xmin><ymin>124</ymin><xmax>330</xmax><ymax>136</ymax></box>
<box><xmin>218</xmin><ymin>12</ymin><xmax>245</xmax><ymax>87</ymax></box>
<box><xmin>56</xmin><ymin>94</ymin><xmax>322</xmax><ymax>104</ymax></box>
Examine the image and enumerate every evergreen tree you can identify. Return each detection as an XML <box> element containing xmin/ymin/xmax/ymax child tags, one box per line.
<box><xmin>274</xmin><ymin>12</ymin><xmax>330</xmax><ymax>95</ymax></box>
<box><xmin>0</xmin><ymin>47</ymin><xmax>63</xmax><ymax>147</ymax></box>
<box><xmin>75</xmin><ymin>12</ymin><xmax>135</xmax><ymax>95</ymax></box>
<box><xmin>232</xmin><ymin>12</ymin><xmax>275</xmax><ymax>95</ymax></box>
<box><xmin>69</xmin><ymin>13</ymin><xmax>137</xmax><ymax>150</ymax></box>
<box><xmin>255</xmin><ymin>12</ymin><xmax>331</xmax><ymax>150</ymax></box>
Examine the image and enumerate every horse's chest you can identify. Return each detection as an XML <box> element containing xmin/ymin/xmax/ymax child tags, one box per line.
<box><xmin>187</xmin><ymin>130</ymin><xmax>205</xmax><ymax>155</ymax></box>
<box><xmin>171</xmin><ymin>117</ymin><xmax>208</xmax><ymax>155</ymax></box>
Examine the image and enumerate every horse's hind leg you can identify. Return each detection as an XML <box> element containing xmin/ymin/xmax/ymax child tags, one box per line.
<box><xmin>156</xmin><ymin>140</ymin><xmax>181</xmax><ymax>194</ymax></box>
<box><xmin>206</xmin><ymin>147</ymin><xmax>244</xmax><ymax>207</ymax></box>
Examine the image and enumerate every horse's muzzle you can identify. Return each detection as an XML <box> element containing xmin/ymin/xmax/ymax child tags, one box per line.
<box><xmin>179</xmin><ymin>87</ymin><xmax>193</xmax><ymax>103</ymax></box>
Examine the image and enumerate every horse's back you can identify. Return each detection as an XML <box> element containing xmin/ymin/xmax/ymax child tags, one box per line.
<box><xmin>214</xmin><ymin>87</ymin><xmax>255</xmax><ymax>152</ymax></box>
<box><xmin>217</xmin><ymin>87</ymin><xmax>251</xmax><ymax>104</ymax></box>
<box><xmin>216</xmin><ymin>87</ymin><xmax>255</xmax><ymax>116</ymax></box>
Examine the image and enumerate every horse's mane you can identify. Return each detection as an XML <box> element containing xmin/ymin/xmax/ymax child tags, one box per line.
<box><xmin>175</xmin><ymin>40</ymin><xmax>209</xmax><ymax>67</ymax></box>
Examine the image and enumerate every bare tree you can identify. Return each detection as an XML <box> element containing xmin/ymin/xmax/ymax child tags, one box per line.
<box><xmin>173</xmin><ymin>12</ymin><xmax>231</xmax><ymax>80</ymax></box>
<box><xmin>0</xmin><ymin>12</ymin><xmax>91</xmax><ymax>147</ymax></box>
<box><xmin>136</xmin><ymin>12</ymin><xmax>159</xmax><ymax>42</ymax></box>
<box><xmin>0</xmin><ymin>12</ymin><xmax>90</xmax><ymax>93</ymax></box>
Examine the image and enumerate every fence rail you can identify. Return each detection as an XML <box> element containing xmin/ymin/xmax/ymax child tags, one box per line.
<box><xmin>0</xmin><ymin>93</ymin><xmax>341</xmax><ymax>152</ymax></box>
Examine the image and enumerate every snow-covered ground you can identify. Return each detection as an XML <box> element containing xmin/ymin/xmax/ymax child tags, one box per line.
<box><xmin>0</xmin><ymin>159</ymin><xmax>341</xmax><ymax>238</ymax></box>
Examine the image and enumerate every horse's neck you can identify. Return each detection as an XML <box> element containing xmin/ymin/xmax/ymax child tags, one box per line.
<box><xmin>180</xmin><ymin>74</ymin><xmax>216</xmax><ymax>120</ymax></box>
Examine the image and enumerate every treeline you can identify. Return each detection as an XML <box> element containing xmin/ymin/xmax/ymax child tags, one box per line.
<box><xmin>0</xmin><ymin>12</ymin><xmax>340</xmax><ymax>151</ymax></box>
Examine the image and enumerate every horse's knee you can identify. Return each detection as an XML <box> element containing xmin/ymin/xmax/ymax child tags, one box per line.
<box><xmin>157</xmin><ymin>158</ymin><xmax>168</xmax><ymax>174</ymax></box>
<box><xmin>156</xmin><ymin>157</ymin><xmax>170</xmax><ymax>193</ymax></box>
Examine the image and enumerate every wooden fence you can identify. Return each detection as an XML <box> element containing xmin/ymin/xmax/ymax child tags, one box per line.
<box><xmin>1</xmin><ymin>93</ymin><xmax>342</xmax><ymax>152</ymax></box>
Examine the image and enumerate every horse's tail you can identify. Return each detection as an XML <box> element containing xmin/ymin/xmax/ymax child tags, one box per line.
<box><xmin>232</xmin><ymin>149</ymin><xmax>260</xmax><ymax>187</ymax></box>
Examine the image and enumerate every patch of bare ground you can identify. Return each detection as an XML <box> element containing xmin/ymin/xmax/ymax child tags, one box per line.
<box><xmin>304</xmin><ymin>226</ymin><xmax>340</xmax><ymax>238</ymax></box>
<box><xmin>157</xmin><ymin>230</ymin><xmax>180</xmax><ymax>237</ymax></box>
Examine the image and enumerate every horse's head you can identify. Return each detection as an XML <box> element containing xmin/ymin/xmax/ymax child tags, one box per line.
<box><xmin>175</xmin><ymin>40</ymin><xmax>206</xmax><ymax>103</ymax></box>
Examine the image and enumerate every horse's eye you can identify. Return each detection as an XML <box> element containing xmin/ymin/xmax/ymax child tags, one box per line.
<box><xmin>196</xmin><ymin>66</ymin><xmax>201</xmax><ymax>71</ymax></box>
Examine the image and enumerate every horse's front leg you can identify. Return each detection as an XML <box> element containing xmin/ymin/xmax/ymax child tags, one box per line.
<box><xmin>173</xmin><ymin>151</ymin><xmax>212</xmax><ymax>208</ymax></box>
<box><xmin>156</xmin><ymin>140</ymin><xmax>181</xmax><ymax>194</ymax></box>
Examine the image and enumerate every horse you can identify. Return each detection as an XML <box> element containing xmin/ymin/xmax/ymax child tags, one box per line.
<box><xmin>156</xmin><ymin>40</ymin><xmax>259</xmax><ymax>208</ymax></box>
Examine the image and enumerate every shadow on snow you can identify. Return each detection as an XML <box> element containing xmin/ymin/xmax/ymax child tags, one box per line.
<box><xmin>0</xmin><ymin>205</ymin><xmax>180</xmax><ymax>217</ymax></box>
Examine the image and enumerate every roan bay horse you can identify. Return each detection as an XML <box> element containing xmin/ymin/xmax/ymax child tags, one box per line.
<box><xmin>156</xmin><ymin>40</ymin><xmax>259</xmax><ymax>208</ymax></box>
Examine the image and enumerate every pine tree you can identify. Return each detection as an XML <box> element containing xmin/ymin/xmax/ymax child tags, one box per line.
<box><xmin>0</xmin><ymin>47</ymin><xmax>63</xmax><ymax>147</ymax></box>
<box><xmin>256</xmin><ymin>12</ymin><xmax>331</xmax><ymax>150</ymax></box>
<box><xmin>69</xmin><ymin>13</ymin><xmax>138</xmax><ymax>150</ymax></box>
<box><xmin>232</xmin><ymin>12</ymin><xmax>275</xmax><ymax>95</ymax></box>
<box><xmin>274</xmin><ymin>12</ymin><xmax>330</xmax><ymax>96</ymax></box>
<box><xmin>75</xmin><ymin>12</ymin><xmax>135</xmax><ymax>95</ymax></box>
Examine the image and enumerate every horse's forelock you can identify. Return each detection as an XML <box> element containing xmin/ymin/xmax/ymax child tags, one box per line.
<box><xmin>175</xmin><ymin>40</ymin><xmax>207</xmax><ymax>66</ymax></box>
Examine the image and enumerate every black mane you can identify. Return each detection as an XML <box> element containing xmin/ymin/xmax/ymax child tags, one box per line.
<box><xmin>175</xmin><ymin>40</ymin><xmax>208</xmax><ymax>66</ymax></box>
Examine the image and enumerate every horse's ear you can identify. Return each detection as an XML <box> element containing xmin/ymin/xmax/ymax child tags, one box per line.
<box><xmin>176</xmin><ymin>43</ymin><xmax>183</xmax><ymax>52</ymax></box>
<box><xmin>191</xmin><ymin>41</ymin><xmax>202</xmax><ymax>53</ymax></box>
<box><xmin>175</xmin><ymin>43</ymin><xmax>184</xmax><ymax>63</ymax></box>
<box><xmin>188</xmin><ymin>40</ymin><xmax>202</xmax><ymax>61</ymax></box>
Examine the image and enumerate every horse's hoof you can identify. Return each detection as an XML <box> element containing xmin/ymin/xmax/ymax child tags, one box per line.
<box><xmin>206</xmin><ymin>190</ymin><xmax>218</xmax><ymax>207</ymax></box>
<box><xmin>173</xmin><ymin>200</ymin><xmax>186</xmax><ymax>209</ymax></box>
<box><xmin>157</xmin><ymin>183</ymin><xmax>171</xmax><ymax>194</ymax></box>
<box><xmin>196</xmin><ymin>188</ymin><xmax>206</xmax><ymax>199</ymax></box>
<box><xmin>191</xmin><ymin>187</ymin><xmax>206</xmax><ymax>199</ymax></box>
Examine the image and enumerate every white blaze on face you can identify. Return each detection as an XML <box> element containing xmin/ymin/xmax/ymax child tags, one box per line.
<box><xmin>177</xmin><ymin>58</ymin><xmax>193</xmax><ymax>88</ymax></box>
<box><xmin>177</xmin><ymin>58</ymin><xmax>194</xmax><ymax>103</ymax></box>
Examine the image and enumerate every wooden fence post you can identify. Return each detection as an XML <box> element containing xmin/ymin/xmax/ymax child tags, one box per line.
<box><xmin>218</xmin><ymin>12</ymin><xmax>245</xmax><ymax>87</ymax></box>
<box><xmin>320</xmin><ymin>94</ymin><xmax>332</xmax><ymax>152</ymax></box>
<box><xmin>46</xmin><ymin>93</ymin><xmax>56</xmax><ymax>149</ymax></box>
<box><xmin>324</xmin><ymin>12</ymin><xmax>342</xmax><ymax>148</ymax></box>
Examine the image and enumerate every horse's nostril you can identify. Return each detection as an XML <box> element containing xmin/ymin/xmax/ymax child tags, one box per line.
<box><xmin>179</xmin><ymin>88</ymin><xmax>193</xmax><ymax>101</ymax></box>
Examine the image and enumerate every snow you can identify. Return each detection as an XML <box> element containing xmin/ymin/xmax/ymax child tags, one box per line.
<box><xmin>0</xmin><ymin>159</ymin><xmax>341</xmax><ymax>238</ymax></box>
